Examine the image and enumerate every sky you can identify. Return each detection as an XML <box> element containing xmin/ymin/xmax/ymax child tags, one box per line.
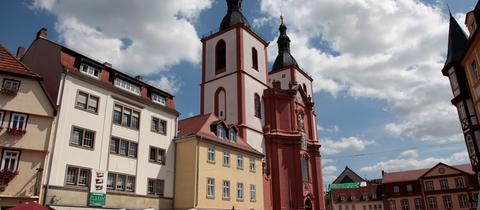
<box><xmin>0</xmin><ymin>0</ymin><xmax>478</xmax><ymax>188</ymax></box>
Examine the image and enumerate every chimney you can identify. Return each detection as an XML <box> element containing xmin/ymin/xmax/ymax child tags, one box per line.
<box><xmin>103</xmin><ymin>62</ymin><xmax>112</xmax><ymax>68</ymax></box>
<box><xmin>135</xmin><ymin>75</ymin><xmax>144</xmax><ymax>81</ymax></box>
<box><xmin>16</xmin><ymin>47</ymin><xmax>25</xmax><ymax>59</ymax></box>
<box><xmin>36</xmin><ymin>28</ymin><xmax>48</xmax><ymax>39</ymax></box>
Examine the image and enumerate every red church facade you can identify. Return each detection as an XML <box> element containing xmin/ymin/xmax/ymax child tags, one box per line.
<box><xmin>198</xmin><ymin>0</ymin><xmax>326</xmax><ymax>209</ymax></box>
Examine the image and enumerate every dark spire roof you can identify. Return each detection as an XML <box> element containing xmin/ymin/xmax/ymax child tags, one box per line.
<box><xmin>272</xmin><ymin>16</ymin><xmax>299</xmax><ymax>71</ymax></box>
<box><xmin>443</xmin><ymin>12</ymin><xmax>468</xmax><ymax>73</ymax></box>
<box><xmin>219</xmin><ymin>0</ymin><xmax>250</xmax><ymax>31</ymax></box>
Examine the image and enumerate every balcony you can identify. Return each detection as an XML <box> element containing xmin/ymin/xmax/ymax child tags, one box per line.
<box><xmin>0</xmin><ymin>88</ymin><xmax>18</xmax><ymax>96</ymax></box>
<box><xmin>7</xmin><ymin>127</ymin><xmax>26</xmax><ymax>135</ymax></box>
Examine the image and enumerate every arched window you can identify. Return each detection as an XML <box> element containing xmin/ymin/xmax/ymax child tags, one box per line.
<box><xmin>254</xmin><ymin>94</ymin><xmax>261</xmax><ymax>118</ymax></box>
<box><xmin>215</xmin><ymin>40</ymin><xmax>226</xmax><ymax>74</ymax></box>
<box><xmin>215</xmin><ymin>87</ymin><xmax>226</xmax><ymax>119</ymax></box>
<box><xmin>252</xmin><ymin>47</ymin><xmax>258</xmax><ymax>70</ymax></box>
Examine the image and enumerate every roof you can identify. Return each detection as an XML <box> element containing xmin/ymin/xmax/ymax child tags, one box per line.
<box><xmin>442</xmin><ymin>13</ymin><xmax>469</xmax><ymax>74</ymax></box>
<box><xmin>332</xmin><ymin>166</ymin><xmax>366</xmax><ymax>184</ymax></box>
<box><xmin>330</xmin><ymin>184</ymin><xmax>383</xmax><ymax>202</ymax></box>
<box><xmin>0</xmin><ymin>44</ymin><xmax>40</xmax><ymax>78</ymax></box>
<box><xmin>272</xmin><ymin>21</ymin><xmax>299</xmax><ymax>71</ymax></box>
<box><xmin>177</xmin><ymin>113</ymin><xmax>263</xmax><ymax>156</ymax></box>
<box><xmin>220</xmin><ymin>0</ymin><xmax>250</xmax><ymax>31</ymax></box>
<box><xmin>383</xmin><ymin>163</ymin><xmax>473</xmax><ymax>183</ymax></box>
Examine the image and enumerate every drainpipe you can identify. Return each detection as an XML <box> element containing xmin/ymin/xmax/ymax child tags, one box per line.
<box><xmin>172</xmin><ymin>116</ymin><xmax>178</xmax><ymax>210</ymax></box>
<box><xmin>42</xmin><ymin>69</ymin><xmax>68</xmax><ymax>205</ymax></box>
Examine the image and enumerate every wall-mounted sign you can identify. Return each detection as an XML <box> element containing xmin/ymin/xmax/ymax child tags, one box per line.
<box><xmin>88</xmin><ymin>169</ymin><xmax>107</xmax><ymax>207</ymax></box>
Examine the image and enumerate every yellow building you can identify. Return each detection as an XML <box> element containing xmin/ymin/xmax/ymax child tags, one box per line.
<box><xmin>0</xmin><ymin>44</ymin><xmax>56</xmax><ymax>208</ymax></box>
<box><xmin>174</xmin><ymin>114</ymin><xmax>264</xmax><ymax>210</ymax></box>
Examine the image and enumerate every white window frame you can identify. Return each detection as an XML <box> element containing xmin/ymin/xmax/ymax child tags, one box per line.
<box><xmin>414</xmin><ymin>198</ymin><xmax>422</xmax><ymax>210</ymax></box>
<box><xmin>79</xmin><ymin>63</ymin><xmax>101</xmax><ymax>79</ymax></box>
<box><xmin>9</xmin><ymin>113</ymin><xmax>27</xmax><ymax>130</ymax></box>
<box><xmin>250</xmin><ymin>184</ymin><xmax>256</xmax><ymax>202</ymax></box>
<box><xmin>249</xmin><ymin>158</ymin><xmax>256</xmax><ymax>172</ymax></box>
<box><xmin>223</xmin><ymin>180</ymin><xmax>230</xmax><ymax>199</ymax></box>
<box><xmin>406</xmin><ymin>184</ymin><xmax>412</xmax><ymax>192</ymax></box>
<box><xmin>217</xmin><ymin>125</ymin><xmax>225</xmax><ymax>139</ymax></box>
<box><xmin>207</xmin><ymin>178</ymin><xmax>215</xmax><ymax>198</ymax></box>
<box><xmin>401</xmin><ymin>199</ymin><xmax>409</xmax><ymax>210</ymax></box>
<box><xmin>2</xmin><ymin>79</ymin><xmax>20</xmax><ymax>91</ymax></box>
<box><xmin>455</xmin><ymin>177</ymin><xmax>465</xmax><ymax>188</ymax></box>
<box><xmin>207</xmin><ymin>147</ymin><xmax>215</xmax><ymax>163</ymax></box>
<box><xmin>237</xmin><ymin>154</ymin><xmax>243</xmax><ymax>169</ymax></box>
<box><xmin>443</xmin><ymin>196</ymin><xmax>452</xmax><ymax>209</ymax></box>
<box><xmin>152</xmin><ymin>93</ymin><xmax>166</xmax><ymax>106</ymax></box>
<box><xmin>440</xmin><ymin>179</ymin><xmax>449</xmax><ymax>190</ymax></box>
<box><xmin>114</xmin><ymin>77</ymin><xmax>141</xmax><ymax>95</ymax></box>
<box><xmin>393</xmin><ymin>185</ymin><xmax>400</xmax><ymax>193</ymax></box>
<box><xmin>229</xmin><ymin>128</ymin><xmax>236</xmax><ymax>142</ymax></box>
<box><xmin>1</xmin><ymin>150</ymin><xmax>20</xmax><ymax>170</ymax></box>
<box><xmin>237</xmin><ymin>182</ymin><xmax>244</xmax><ymax>201</ymax></box>
<box><xmin>459</xmin><ymin>194</ymin><xmax>468</xmax><ymax>208</ymax></box>
<box><xmin>223</xmin><ymin>151</ymin><xmax>230</xmax><ymax>166</ymax></box>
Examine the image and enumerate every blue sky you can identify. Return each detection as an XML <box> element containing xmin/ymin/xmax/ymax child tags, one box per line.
<box><xmin>0</xmin><ymin>0</ymin><xmax>477</xmax><ymax>187</ymax></box>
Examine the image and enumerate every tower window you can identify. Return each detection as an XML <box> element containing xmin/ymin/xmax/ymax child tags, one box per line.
<box><xmin>254</xmin><ymin>94</ymin><xmax>261</xmax><ymax>119</ymax></box>
<box><xmin>301</xmin><ymin>156</ymin><xmax>309</xmax><ymax>182</ymax></box>
<box><xmin>216</xmin><ymin>40</ymin><xmax>226</xmax><ymax>74</ymax></box>
<box><xmin>252</xmin><ymin>47</ymin><xmax>258</xmax><ymax>70</ymax></box>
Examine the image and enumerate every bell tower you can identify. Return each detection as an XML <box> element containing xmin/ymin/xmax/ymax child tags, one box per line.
<box><xmin>200</xmin><ymin>0</ymin><xmax>269</xmax><ymax>153</ymax></box>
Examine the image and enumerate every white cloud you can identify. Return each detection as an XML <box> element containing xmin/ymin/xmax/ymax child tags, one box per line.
<box><xmin>30</xmin><ymin>0</ymin><xmax>212</xmax><ymax>75</ymax></box>
<box><xmin>360</xmin><ymin>150</ymin><xmax>469</xmax><ymax>173</ymax></box>
<box><xmin>317</xmin><ymin>124</ymin><xmax>340</xmax><ymax>134</ymax></box>
<box><xmin>323</xmin><ymin>166</ymin><xmax>337</xmax><ymax>175</ymax></box>
<box><xmin>258</xmin><ymin>0</ymin><xmax>464</xmax><ymax>142</ymax></box>
<box><xmin>321</xmin><ymin>137</ymin><xmax>374</xmax><ymax>155</ymax></box>
<box><xmin>398</xmin><ymin>149</ymin><xmax>419</xmax><ymax>159</ymax></box>
<box><xmin>147</xmin><ymin>75</ymin><xmax>181</xmax><ymax>95</ymax></box>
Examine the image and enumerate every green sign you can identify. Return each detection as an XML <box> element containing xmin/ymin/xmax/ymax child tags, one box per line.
<box><xmin>328</xmin><ymin>182</ymin><xmax>360</xmax><ymax>190</ymax></box>
<box><xmin>88</xmin><ymin>192</ymin><xmax>106</xmax><ymax>207</ymax></box>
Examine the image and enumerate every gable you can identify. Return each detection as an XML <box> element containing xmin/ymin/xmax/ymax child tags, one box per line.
<box><xmin>422</xmin><ymin>163</ymin><xmax>464</xmax><ymax>178</ymax></box>
<box><xmin>332</xmin><ymin>167</ymin><xmax>365</xmax><ymax>184</ymax></box>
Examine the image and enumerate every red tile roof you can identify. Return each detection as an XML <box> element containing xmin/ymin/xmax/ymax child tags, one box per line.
<box><xmin>177</xmin><ymin>113</ymin><xmax>263</xmax><ymax>156</ymax></box>
<box><xmin>383</xmin><ymin>163</ymin><xmax>473</xmax><ymax>183</ymax></box>
<box><xmin>0</xmin><ymin>44</ymin><xmax>40</xmax><ymax>77</ymax></box>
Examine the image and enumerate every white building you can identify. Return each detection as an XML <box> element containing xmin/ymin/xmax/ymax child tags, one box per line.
<box><xmin>21</xmin><ymin>28</ymin><xmax>179</xmax><ymax>209</ymax></box>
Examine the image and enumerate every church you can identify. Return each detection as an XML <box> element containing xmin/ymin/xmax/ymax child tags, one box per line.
<box><xmin>175</xmin><ymin>0</ymin><xmax>326</xmax><ymax>209</ymax></box>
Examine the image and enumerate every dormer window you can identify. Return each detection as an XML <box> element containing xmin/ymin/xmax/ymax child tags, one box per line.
<box><xmin>79</xmin><ymin>63</ymin><xmax>100</xmax><ymax>78</ymax></box>
<box><xmin>114</xmin><ymin>78</ymin><xmax>141</xmax><ymax>95</ymax></box>
<box><xmin>216</xmin><ymin>124</ymin><xmax>226</xmax><ymax>139</ymax></box>
<box><xmin>229</xmin><ymin>128</ymin><xmax>237</xmax><ymax>142</ymax></box>
<box><xmin>152</xmin><ymin>93</ymin><xmax>166</xmax><ymax>106</ymax></box>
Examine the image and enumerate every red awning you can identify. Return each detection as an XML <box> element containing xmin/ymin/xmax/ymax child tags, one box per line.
<box><xmin>8</xmin><ymin>203</ymin><xmax>51</xmax><ymax>210</ymax></box>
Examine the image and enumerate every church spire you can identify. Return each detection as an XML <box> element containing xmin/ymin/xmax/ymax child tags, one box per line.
<box><xmin>272</xmin><ymin>16</ymin><xmax>299</xmax><ymax>71</ymax></box>
<box><xmin>219</xmin><ymin>0</ymin><xmax>250</xmax><ymax>31</ymax></box>
<box><xmin>442</xmin><ymin>12</ymin><xmax>468</xmax><ymax>74</ymax></box>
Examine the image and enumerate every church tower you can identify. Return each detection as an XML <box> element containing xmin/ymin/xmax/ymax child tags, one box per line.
<box><xmin>200</xmin><ymin>0</ymin><xmax>269</xmax><ymax>152</ymax></box>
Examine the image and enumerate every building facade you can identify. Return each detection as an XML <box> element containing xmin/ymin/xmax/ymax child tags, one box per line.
<box><xmin>0</xmin><ymin>44</ymin><xmax>56</xmax><ymax>208</ymax></box>
<box><xmin>383</xmin><ymin>163</ymin><xmax>478</xmax><ymax>210</ymax></box>
<box><xmin>196</xmin><ymin>0</ymin><xmax>325</xmax><ymax>209</ymax></box>
<box><xmin>326</xmin><ymin>167</ymin><xmax>384</xmax><ymax>210</ymax></box>
<box><xmin>174</xmin><ymin>114</ymin><xmax>264</xmax><ymax>209</ymax></box>
<box><xmin>21</xmin><ymin>29</ymin><xmax>179</xmax><ymax>209</ymax></box>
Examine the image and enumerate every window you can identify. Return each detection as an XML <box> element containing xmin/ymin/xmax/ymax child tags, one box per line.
<box><xmin>252</xmin><ymin>48</ymin><xmax>258</xmax><ymax>70</ymax></box>
<box><xmin>207</xmin><ymin>178</ymin><xmax>215</xmax><ymax>198</ymax></box>
<box><xmin>472</xmin><ymin>60</ymin><xmax>480</xmax><ymax>81</ymax></box>
<box><xmin>116</xmin><ymin>174</ymin><xmax>126</xmax><ymax>191</ymax></box>
<box><xmin>79</xmin><ymin>63</ymin><xmax>100</xmax><ymax>78</ymax></box>
<box><xmin>65</xmin><ymin>166</ymin><xmax>90</xmax><ymax>187</ymax></box>
<box><xmin>151</xmin><ymin>117</ymin><xmax>167</xmax><ymax>135</ymax></box>
<box><xmin>223</xmin><ymin>151</ymin><xmax>230</xmax><ymax>166</ymax></box>
<box><xmin>455</xmin><ymin>177</ymin><xmax>465</xmax><ymax>188</ymax></box>
<box><xmin>107</xmin><ymin>173</ymin><xmax>116</xmax><ymax>190</ymax></box>
<box><xmin>75</xmin><ymin>91</ymin><xmax>99</xmax><ymax>113</ymax></box>
<box><xmin>237</xmin><ymin>154</ymin><xmax>244</xmax><ymax>169</ymax></box>
<box><xmin>389</xmin><ymin>200</ymin><xmax>396</xmax><ymax>210</ymax></box>
<box><xmin>406</xmin><ymin>184</ymin><xmax>412</xmax><ymax>192</ymax></box>
<box><xmin>114</xmin><ymin>77</ymin><xmax>141</xmax><ymax>95</ymax></box>
<box><xmin>459</xmin><ymin>194</ymin><xmax>468</xmax><ymax>208</ymax></box>
<box><xmin>2</xmin><ymin>79</ymin><xmax>20</xmax><ymax>92</ymax></box>
<box><xmin>223</xmin><ymin>180</ymin><xmax>230</xmax><ymax>199</ymax></box>
<box><xmin>301</xmin><ymin>156</ymin><xmax>309</xmax><ymax>182</ymax></box>
<box><xmin>443</xmin><ymin>196</ymin><xmax>452</xmax><ymax>209</ymax></box>
<box><xmin>401</xmin><ymin>199</ymin><xmax>409</xmax><ymax>210</ymax></box>
<box><xmin>237</xmin><ymin>182</ymin><xmax>244</xmax><ymax>201</ymax></box>
<box><xmin>126</xmin><ymin>176</ymin><xmax>135</xmax><ymax>192</ymax></box>
<box><xmin>372</xmin><ymin>194</ymin><xmax>377</xmax><ymax>199</ymax></box>
<box><xmin>1</xmin><ymin>150</ymin><xmax>20</xmax><ymax>170</ymax></box>
<box><xmin>71</xmin><ymin>127</ymin><xmax>95</xmax><ymax>148</ymax></box>
<box><xmin>427</xmin><ymin>197</ymin><xmax>438</xmax><ymax>210</ymax></box>
<box><xmin>393</xmin><ymin>185</ymin><xmax>400</xmax><ymax>193</ymax></box>
<box><xmin>413</xmin><ymin>198</ymin><xmax>422</xmax><ymax>210</ymax></box>
<box><xmin>425</xmin><ymin>180</ymin><xmax>434</xmax><ymax>191</ymax></box>
<box><xmin>215</xmin><ymin>40</ymin><xmax>226</xmax><ymax>73</ymax></box>
<box><xmin>254</xmin><ymin>94</ymin><xmax>261</xmax><ymax>118</ymax></box>
<box><xmin>207</xmin><ymin>147</ymin><xmax>215</xmax><ymax>163</ymax></box>
<box><xmin>113</xmin><ymin>104</ymin><xmax>140</xmax><ymax>129</ymax></box>
<box><xmin>9</xmin><ymin>113</ymin><xmax>27</xmax><ymax>130</ymax></box>
<box><xmin>229</xmin><ymin>128</ymin><xmax>237</xmax><ymax>142</ymax></box>
<box><xmin>149</xmin><ymin>146</ymin><xmax>166</xmax><ymax>165</ymax></box>
<box><xmin>147</xmin><ymin>179</ymin><xmax>165</xmax><ymax>196</ymax></box>
<box><xmin>106</xmin><ymin>173</ymin><xmax>136</xmax><ymax>192</ymax></box>
<box><xmin>273</xmin><ymin>81</ymin><xmax>281</xmax><ymax>89</ymax></box>
<box><xmin>250</xmin><ymin>184</ymin><xmax>256</xmax><ymax>202</ymax></box>
<box><xmin>217</xmin><ymin>125</ymin><xmax>226</xmax><ymax>139</ymax></box>
<box><xmin>152</xmin><ymin>93</ymin><xmax>166</xmax><ymax>106</ymax></box>
<box><xmin>110</xmin><ymin>138</ymin><xmax>137</xmax><ymax>158</ymax></box>
<box><xmin>249</xmin><ymin>158</ymin><xmax>256</xmax><ymax>172</ymax></box>
<box><xmin>439</xmin><ymin>179</ymin><xmax>449</xmax><ymax>190</ymax></box>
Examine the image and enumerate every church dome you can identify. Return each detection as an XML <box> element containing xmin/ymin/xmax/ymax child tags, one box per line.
<box><xmin>219</xmin><ymin>0</ymin><xmax>250</xmax><ymax>31</ymax></box>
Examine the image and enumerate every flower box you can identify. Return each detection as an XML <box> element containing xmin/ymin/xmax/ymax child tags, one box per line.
<box><xmin>7</xmin><ymin>128</ymin><xmax>26</xmax><ymax>135</ymax></box>
<box><xmin>0</xmin><ymin>88</ymin><xmax>18</xmax><ymax>96</ymax></box>
<box><xmin>0</xmin><ymin>169</ymin><xmax>19</xmax><ymax>177</ymax></box>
